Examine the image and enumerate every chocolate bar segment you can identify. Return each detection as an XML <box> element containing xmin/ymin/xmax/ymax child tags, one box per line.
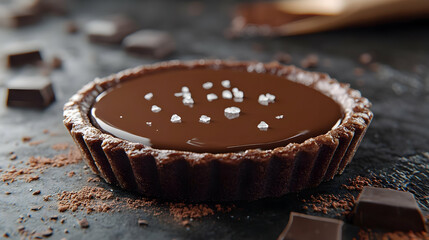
<box><xmin>278</xmin><ymin>212</ymin><xmax>343</xmax><ymax>240</ymax></box>
<box><xmin>352</xmin><ymin>186</ymin><xmax>427</xmax><ymax>232</ymax></box>
<box><xmin>123</xmin><ymin>30</ymin><xmax>175</xmax><ymax>59</ymax></box>
<box><xmin>85</xmin><ymin>16</ymin><xmax>137</xmax><ymax>44</ymax></box>
<box><xmin>0</xmin><ymin>0</ymin><xmax>41</xmax><ymax>28</ymax></box>
<box><xmin>3</xmin><ymin>43</ymin><xmax>43</xmax><ymax>68</ymax></box>
<box><xmin>6</xmin><ymin>76</ymin><xmax>55</xmax><ymax>108</ymax></box>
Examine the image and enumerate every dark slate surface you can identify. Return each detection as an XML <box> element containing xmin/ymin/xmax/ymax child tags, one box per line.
<box><xmin>0</xmin><ymin>0</ymin><xmax>428</xmax><ymax>239</ymax></box>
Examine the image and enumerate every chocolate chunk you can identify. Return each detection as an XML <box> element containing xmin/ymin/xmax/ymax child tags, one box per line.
<box><xmin>123</xmin><ymin>30</ymin><xmax>175</xmax><ymax>59</ymax></box>
<box><xmin>6</xmin><ymin>76</ymin><xmax>55</xmax><ymax>108</ymax></box>
<box><xmin>78</xmin><ymin>218</ymin><xmax>89</xmax><ymax>228</ymax></box>
<box><xmin>278</xmin><ymin>212</ymin><xmax>343</xmax><ymax>240</ymax></box>
<box><xmin>0</xmin><ymin>2</ymin><xmax>41</xmax><ymax>28</ymax></box>
<box><xmin>85</xmin><ymin>16</ymin><xmax>137</xmax><ymax>44</ymax></box>
<box><xmin>352</xmin><ymin>186</ymin><xmax>427</xmax><ymax>232</ymax></box>
<box><xmin>3</xmin><ymin>43</ymin><xmax>43</xmax><ymax>68</ymax></box>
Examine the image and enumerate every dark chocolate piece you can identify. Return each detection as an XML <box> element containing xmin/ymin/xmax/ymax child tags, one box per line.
<box><xmin>85</xmin><ymin>16</ymin><xmax>137</xmax><ymax>44</ymax></box>
<box><xmin>278</xmin><ymin>212</ymin><xmax>343</xmax><ymax>240</ymax></box>
<box><xmin>0</xmin><ymin>1</ymin><xmax>41</xmax><ymax>28</ymax></box>
<box><xmin>6</xmin><ymin>76</ymin><xmax>55</xmax><ymax>108</ymax></box>
<box><xmin>3</xmin><ymin>43</ymin><xmax>43</xmax><ymax>68</ymax></box>
<box><xmin>123</xmin><ymin>30</ymin><xmax>175</xmax><ymax>59</ymax></box>
<box><xmin>352</xmin><ymin>186</ymin><xmax>427</xmax><ymax>232</ymax></box>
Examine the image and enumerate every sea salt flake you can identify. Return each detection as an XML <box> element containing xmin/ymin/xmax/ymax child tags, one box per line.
<box><xmin>224</xmin><ymin>106</ymin><xmax>241</xmax><ymax>119</ymax></box>
<box><xmin>170</xmin><ymin>114</ymin><xmax>181</xmax><ymax>123</ymax></box>
<box><xmin>182</xmin><ymin>92</ymin><xmax>192</xmax><ymax>99</ymax></box>
<box><xmin>174</xmin><ymin>92</ymin><xmax>183</xmax><ymax>97</ymax></box>
<box><xmin>144</xmin><ymin>92</ymin><xmax>153</xmax><ymax>101</ymax></box>
<box><xmin>258</xmin><ymin>121</ymin><xmax>269</xmax><ymax>131</ymax></box>
<box><xmin>275</xmin><ymin>115</ymin><xmax>284</xmax><ymax>119</ymax></box>
<box><xmin>202</xmin><ymin>82</ymin><xmax>213</xmax><ymax>89</ymax></box>
<box><xmin>199</xmin><ymin>115</ymin><xmax>211</xmax><ymax>124</ymax></box>
<box><xmin>221</xmin><ymin>80</ymin><xmax>231</xmax><ymax>88</ymax></box>
<box><xmin>258</xmin><ymin>94</ymin><xmax>269</xmax><ymax>105</ymax></box>
<box><xmin>146</xmin><ymin>122</ymin><xmax>152</xmax><ymax>126</ymax></box>
<box><xmin>207</xmin><ymin>93</ymin><xmax>218</xmax><ymax>102</ymax></box>
<box><xmin>258</xmin><ymin>93</ymin><xmax>276</xmax><ymax>105</ymax></box>
<box><xmin>182</xmin><ymin>97</ymin><xmax>194</xmax><ymax>106</ymax></box>
<box><xmin>181</xmin><ymin>86</ymin><xmax>190</xmax><ymax>93</ymax></box>
<box><xmin>232</xmin><ymin>87</ymin><xmax>239</xmax><ymax>93</ymax></box>
<box><xmin>233</xmin><ymin>90</ymin><xmax>244</xmax><ymax>99</ymax></box>
<box><xmin>266</xmin><ymin>93</ymin><xmax>276</xmax><ymax>102</ymax></box>
<box><xmin>222</xmin><ymin>90</ymin><xmax>233</xmax><ymax>99</ymax></box>
<box><xmin>151</xmin><ymin>105</ymin><xmax>161</xmax><ymax>113</ymax></box>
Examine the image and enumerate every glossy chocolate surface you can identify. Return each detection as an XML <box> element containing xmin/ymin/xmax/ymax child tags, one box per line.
<box><xmin>91</xmin><ymin>67</ymin><xmax>342</xmax><ymax>153</ymax></box>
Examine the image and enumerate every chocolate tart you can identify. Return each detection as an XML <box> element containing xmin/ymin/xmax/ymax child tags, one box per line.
<box><xmin>63</xmin><ymin>60</ymin><xmax>372</xmax><ymax>202</ymax></box>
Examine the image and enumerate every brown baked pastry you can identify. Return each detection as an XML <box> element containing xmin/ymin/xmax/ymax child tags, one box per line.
<box><xmin>63</xmin><ymin>60</ymin><xmax>372</xmax><ymax>202</ymax></box>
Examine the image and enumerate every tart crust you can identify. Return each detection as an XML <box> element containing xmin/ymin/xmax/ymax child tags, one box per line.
<box><xmin>63</xmin><ymin>60</ymin><xmax>373</xmax><ymax>202</ymax></box>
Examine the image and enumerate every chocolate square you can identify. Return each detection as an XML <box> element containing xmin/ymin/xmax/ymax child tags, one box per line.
<box><xmin>123</xmin><ymin>30</ymin><xmax>175</xmax><ymax>59</ymax></box>
<box><xmin>3</xmin><ymin>43</ymin><xmax>43</xmax><ymax>68</ymax></box>
<box><xmin>6</xmin><ymin>76</ymin><xmax>55</xmax><ymax>108</ymax></box>
<box><xmin>352</xmin><ymin>186</ymin><xmax>427</xmax><ymax>232</ymax></box>
<box><xmin>85</xmin><ymin>15</ymin><xmax>137</xmax><ymax>44</ymax></box>
<box><xmin>278</xmin><ymin>212</ymin><xmax>343</xmax><ymax>240</ymax></box>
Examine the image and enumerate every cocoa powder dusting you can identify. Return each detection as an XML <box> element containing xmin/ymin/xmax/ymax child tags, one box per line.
<box><xmin>356</xmin><ymin>229</ymin><xmax>429</xmax><ymax>240</ymax></box>
<box><xmin>57</xmin><ymin>186</ymin><xmax>115</xmax><ymax>213</ymax></box>
<box><xmin>0</xmin><ymin>146</ymin><xmax>82</xmax><ymax>183</ymax></box>
<box><xmin>302</xmin><ymin>176</ymin><xmax>381</xmax><ymax>215</ymax></box>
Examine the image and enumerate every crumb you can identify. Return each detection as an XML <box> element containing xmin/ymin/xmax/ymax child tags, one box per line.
<box><xmin>51</xmin><ymin>56</ymin><xmax>62</xmax><ymax>69</ymax></box>
<box><xmin>33</xmin><ymin>190</ymin><xmax>41</xmax><ymax>195</ymax></box>
<box><xmin>67</xmin><ymin>171</ymin><xmax>75</xmax><ymax>177</ymax></box>
<box><xmin>65</xmin><ymin>21</ymin><xmax>78</xmax><ymax>34</ymax></box>
<box><xmin>28</xmin><ymin>140</ymin><xmax>45</xmax><ymax>146</ymax></box>
<box><xmin>43</xmin><ymin>195</ymin><xmax>51</xmax><ymax>201</ymax></box>
<box><xmin>51</xmin><ymin>143</ymin><xmax>71</xmax><ymax>151</ymax></box>
<box><xmin>300</xmin><ymin>54</ymin><xmax>319</xmax><ymax>68</ymax></box>
<box><xmin>359</xmin><ymin>53</ymin><xmax>372</xmax><ymax>65</ymax></box>
<box><xmin>22</xmin><ymin>136</ymin><xmax>32</xmax><ymax>142</ymax></box>
<box><xmin>60</xmin><ymin>219</ymin><xmax>65</xmax><ymax>224</ymax></box>
<box><xmin>9</xmin><ymin>154</ymin><xmax>17</xmax><ymax>160</ymax></box>
<box><xmin>354</xmin><ymin>67</ymin><xmax>365</xmax><ymax>77</ymax></box>
<box><xmin>43</xmin><ymin>129</ymin><xmax>49</xmax><ymax>134</ymax></box>
<box><xmin>87</xmin><ymin>177</ymin><xmax>101</xmax><ymax>182</ymax></box>
<box><xmin>181</xmin><ymin>220</ymin><xmax>191</xmax><ymax>227</ymax></box>
<box><xmin>31</xmin><ymin>206</ymin><xmax>43</xmax><ymax>211</ymax></box>
<box><xmin>274</xmin><ymin>52</ymin><xmax>292</xmax><ymax>64</ymax></box>
<box><xmin>5</xmin><ymin>192</ymin><xmax>11</xmax><ymax>195</ymax></box>
<box><xmin>78</xmin><ymin>218</ymin><xmax>89</xmax><ymax>228</ymax></box>
<box><xmin>138</xmin><ymin>219</ymin><xmax>149</xmax><ymax>226</ymax></box>
<box><xmin>342</xmin><ymin>176</ymin><xmax>382</xmax><ymax>191</ymax></box>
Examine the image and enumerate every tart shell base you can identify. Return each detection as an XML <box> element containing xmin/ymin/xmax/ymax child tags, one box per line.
<box><xmin>63</xmin><ymin>60</ymin><xmax>373</xmax><ymax>202</ymax></box>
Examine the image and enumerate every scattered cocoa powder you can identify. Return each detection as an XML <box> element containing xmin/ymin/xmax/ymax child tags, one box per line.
<box><xmin>342</xmin><ymin>176</ymin><xmax>382</xmax><ymax>191</ymax></box>
<box><xmin>87</xmin><ymin>177</ymin><xmax>101</xmax><ymax>182</ymax></box>
<box><xmin>57</xmin><ymin>186</ymin><xmax>115</xmax><ymax>213</ymax></box>
<box><xmin>169</xmin><ymin>203</ymin><xmax>215</xmax><ymax>219</ymax></box>
<box><xmin>51</xmin><ymin>143</ymin><xmax>71</xmax><ymax>151</ymax></box>
<box><xmin>303</xmin><ymin>194</ymin><xmax>355</xmax><ymax>215</ymax></box>
<box><xmin>356</xmin><ymin>229</ymin><xmax>429</xmax><ymax>240</ymax></box>
<box><xmin>28</xmin><ymin>140</ymin><xmax>45</xmax><ymax>146</ymax></box>
<box><xmin>0</xmin><ymin>146</ymin><xmax>81</xmax><ymax>183</ymax></box>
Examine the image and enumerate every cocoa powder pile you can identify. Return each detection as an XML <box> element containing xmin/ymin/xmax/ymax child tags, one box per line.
<box><xmin>57</xmin><ymin>186</ymin><xmax>116</xmax><ymax>213</ymax></box>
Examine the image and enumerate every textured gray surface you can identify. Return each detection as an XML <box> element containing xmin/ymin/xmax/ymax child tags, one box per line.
<box><xmin>0</xmin><ymin>0</ymin><xmax>428</xmax><ymax>239</ymax></box>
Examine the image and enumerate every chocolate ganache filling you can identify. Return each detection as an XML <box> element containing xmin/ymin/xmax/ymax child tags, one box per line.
<box><xmin>90</xmin><ymin>67</ymin><xmax>343</xmax><ymax>153</ymax></box>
